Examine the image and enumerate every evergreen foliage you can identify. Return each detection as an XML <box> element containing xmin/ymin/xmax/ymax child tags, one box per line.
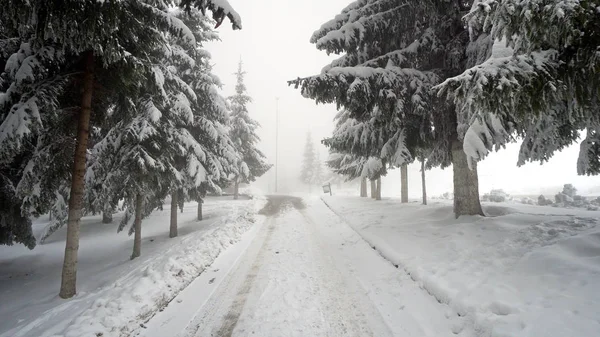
<box><xmin>228</xmin><ymin>60</ymin><xmax>271</xmax><ymax>189</ymax></box>
<box><xmin>289</xmin><ymin>0</ymin><xmax>482</xmax><ymax>215</ymax></box>
<box><xmin>0</xmin><ymin>0</ymin><xmax>241</xmax><ymax>249</ymax></box>
<box><xmin>300</xmin><ymin>133</ymin><xmax>324</xmax><ymax>186</ymax></box>
<box><xmin>438</xmin><ymin>0</ymin><xmax>600</xmax><ymax>175</ymax></box>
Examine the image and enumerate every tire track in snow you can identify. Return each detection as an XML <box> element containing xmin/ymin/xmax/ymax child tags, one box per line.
<box><xmin>212</xmin><ymin>217</ymin><xmax>276</xmax><ymax>337</ymax></box>
<box><xmin>185</xmin><ymin>196</ymin><xmax>296</xmax><ymax>337</ymax></box>
<box><xmin>180</xmin><ymin>215</ymin><xmax>273</xmax><ymax>337</ymax></box>
<box><xmin>298</xmin><ymin>208</ymin><xmax>381</xmax><ymax>337</ymax></box>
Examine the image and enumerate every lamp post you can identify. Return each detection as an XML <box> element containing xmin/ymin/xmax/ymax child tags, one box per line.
<box><xmin>275</xmin><ymin>97</ymin><xmax>279</xmax><ymax>193</ymax></box>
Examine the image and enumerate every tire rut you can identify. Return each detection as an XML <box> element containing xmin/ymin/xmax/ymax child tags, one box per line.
<box><xmin>212</xmin><ymin>218</ymin><xmax>276</xmax><ymax>336</ymax></box>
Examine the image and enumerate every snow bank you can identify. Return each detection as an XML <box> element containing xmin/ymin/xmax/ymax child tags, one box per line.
<box><xmin>323</xmin><ymin>197</ymin><xmax>600</xmax><ymax>337</ymax></box>
<box><xmin>238</xmin><ymin>185</ymin><xmax>266</xmax><ymax>201</ymax></box>
<box><xmin>0</xmin><ymin>197</ymin><xmax>266</xmax><ymax>337</ymax></box>
<box><xmin>59</xmin><ymin>201</ymin><xmax>265</xmax><ymax>337</ymax></box>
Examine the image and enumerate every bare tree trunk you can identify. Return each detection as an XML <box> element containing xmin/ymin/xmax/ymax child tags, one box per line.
<box><xmin>233</xmin><ymin>179</ymin><xmax>239</xmax><ymax>200</ymax></box>
<box><xmin>370</xmin><ymin>179</ymin><xmax>376</xmax><ymax>199</ymax></box>
<box><xmin>102</xmin><ymin>211</ymin><xmax>112</xmax><ymax>224</ymax></box>
<box><xmin>59</xmin><ymin>51</ymin><xmax>94</xmax><ymax>299</ymax></box>
<box><xmin>49</xmin><ymin>210</ymin><xmax>53</xmax><ymax>221</ymax></box>
<box><xmin>452</xmin><ymin>138</ymin><xmax>484</xmax><ymax>217</ymax></box>
<box><xmin>421</xmin><ymin>158</ymin><xmax>427</xmax><ymax>205</ymax></box>
<box><xmin>179</xmin><ymin>190</ymin><xmax>183</xmax><ymax>213</ymax></box>
<box><xmin>131</xmin><ymin>194</ymin><xmax>143</xmax><ymax>260</ymax></box>
<box><xmin>197</xmin><ymin>199</ymin><xmax>203</xmax><ymax>221</ymax></box>
<box><xmin>360</xmin><ymin>177</ymin><xmax>367</xmax><ymax>197</ymax></box>
<box><xmin>401</xmin><ymin>163</ymin><xmax>408</xmax><ymax>203</ymax></box>
<box><xmin>170</xmin><ymin>192</ymin><xmax>178</xmax><ymax>238</ymax></box>
<box><xmin>376</xmin><ymin>177</ymin><xmax>382</xmax><ymax>200</ymax></box>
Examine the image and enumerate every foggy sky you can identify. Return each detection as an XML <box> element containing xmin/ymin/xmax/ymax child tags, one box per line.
<box><xmin>207</xmin><ymin>0</ymin><xmax>600</xmax><ymax>198</ymax></box>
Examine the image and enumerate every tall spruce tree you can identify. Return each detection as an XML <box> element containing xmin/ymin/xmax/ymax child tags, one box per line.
<box><xmin>228</xmin><ymin>60</ymin><xmax>271</xmax><ymax>199</ymax></box>
<box><xmin>300</xmin><ymin>132</ymin><xmax>321</xmax><ymax>191</ymax></box>
<box><xmin>0</xmin><ymin>0</ymin><xmax>241</xmax><ymax>298</ymax></box>
<box><xmin>438</xmin><ymin>0</ymin><xmax>600</xmax><ymax>176</ymax></box>
<box><xmin>290</xmin><ymin>0</ymin><xmax>483</xmax><ymax>216</ymax></box>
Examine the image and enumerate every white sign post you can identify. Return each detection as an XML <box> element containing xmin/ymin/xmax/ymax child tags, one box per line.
<box><xmin>322</xmin><ymin>183</ymin><xmax>332</xmax><ymax>196</ymax></box>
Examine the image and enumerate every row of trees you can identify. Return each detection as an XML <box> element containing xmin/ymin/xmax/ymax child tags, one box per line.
<box><xmin>0</xmin><ymin>0</ymin><xmax>269</xmax><ymax>299</ymax></box>
<box><xmin>290</xmin><ymin>0</ymin><xmax>598</xmax><ymax>214</ymax></box>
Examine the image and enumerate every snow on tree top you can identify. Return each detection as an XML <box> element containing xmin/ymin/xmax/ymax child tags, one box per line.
<box><xmin>180</xmin><ymin>0</ymin><xmax>242</xmax><ymax>30</ymax></box>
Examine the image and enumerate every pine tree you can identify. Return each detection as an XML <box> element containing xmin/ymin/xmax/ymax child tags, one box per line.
<box><xmin>313</xmin><ymin>153</ymin><xmax>324</xmax><ymax>187</ymax></box>
<box><xmin>88</xmin><ymin>6</ymin><xmax>240</xmax><ymax>247</ymax></box>
<box><xmin>439</xmin><ymin>0</ymin><xmax>600</xmax><ymax>176</ymax></box>
<box><xmin>300</xmin><ymin>132</ymin><xmax>319</xmax><ymax>191</ymax></box>
<box><xmin>290</xmin><ymin>0</ymin><xmax>483</xmax><ymax>216</ymax></box>
<box><xmin>323</xmin><ymin>109</ymin><xmax>393</xmax><ymax>181</ymax></box>
<box><xmin>0</xmin><ymin>0</ymin><xmax>241</xmax><ymax>298</ymax></box>
<box><xmin>228</xmin><ymin>60</ymin><xmax>271</xmax><ymax>199</ymax></box>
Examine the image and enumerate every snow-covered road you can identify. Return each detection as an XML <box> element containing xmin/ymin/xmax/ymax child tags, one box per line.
<box><xmin>142</xmin><ymin>196</ymin><xmax>456</xmax><ymax>337</ymax></box>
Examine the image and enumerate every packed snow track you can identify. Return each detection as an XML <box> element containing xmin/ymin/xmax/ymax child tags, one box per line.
<box><xmin>141</xmin><ymin>195</ymin><xmax>457</xmax><ymax>337</ymax></box>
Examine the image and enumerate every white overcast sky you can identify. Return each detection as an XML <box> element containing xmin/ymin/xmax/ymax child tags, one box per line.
<box><xmin>206</xmin><ymin>0</ymin><xmax>600</xmax><ymax>197</ymax></box>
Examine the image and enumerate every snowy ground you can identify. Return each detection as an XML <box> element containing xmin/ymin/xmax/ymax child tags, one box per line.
<box><xmin>323</xmin><ymin>196</ymin><xmax>600</xmax><ymax>337</ymax></box>
<box><xmin>0</xmin><ymin>195</ymin><xmax>266</xmax><ymax>337</ymax></box>
<box><xmin>4</xmin><ymin>194</ymin><xmax>598</xmax><ymax>337</ymax></box>
<box><xmin>141</xmin><ymin>195</ymin><xmax>459</xmax><ymax>337</ymax></box>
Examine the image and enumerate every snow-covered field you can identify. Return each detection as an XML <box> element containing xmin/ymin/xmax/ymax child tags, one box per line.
<box><xmin>0</xmin><ymin>196</ymin><xmax>266</xmax><ymax>337</ymax></box>
<box><xmin>323</xmin><ymin>196</ymin><xmax>600</xmax><ymax>337</ymax></box>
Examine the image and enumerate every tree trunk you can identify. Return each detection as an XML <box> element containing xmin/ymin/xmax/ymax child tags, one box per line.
<box><xmin>49</xmin><ymin>210</ymin><xmax>53</xmax><ymax>221</ymax></box>
<box><xmin>376</xmin><ymin>177</ymin><xmax>382</xmax><ymax>200</ymax></box>
<box><xmin>421</xmin><ymin>158</ymin><xmax>427</xmax><ymax>205</ymax></box>
<box><xmin>59</xmin><ymin>51</ymin><xmax>94</xmax><ymax>299</ymax></box>
<box><xmin>401</xmin><ymin>163</ymin><xmax>408</xmax><ymax>203</ymax></box>
<box><xmin>360</xmin><ymin>177</ymin><xmax>367</xmax><ymax>197</ymax></box>
<box><xmin>370</xmin><ymin>179</ymin><xmax>376</xmax><ymax>199</ymax></box>
<box><xmin>233</xmin><ymin>179</ymin><xmax>239</xmax><ymax>200</ymax></box>
<box><xmin>102</xmin><ymin>211</ymin><xmax>112</xmax><ymax>224</ymax></box>
<box><xmin>452</xmin><ymin>138</ymin><xmax>484</xmax><ymax>217</ymax></box>
<box><xmin>131</xmin><ymin>194</ymin><xmax>143</xmax><ymax>260</ymax></box>
<box><xmin>170</xmin><ymin>192</ymin><xmax>178</xmax><ymax>238</ymax></box>
<box><xmin>197</xmin><ymin>199</ymin><xmax>203</xmax><ymax>221</ymax></box>
<box><xmin>179</xmin><ymin>190</ymin><xmax>183</xmax><ymax>213</ymax></box>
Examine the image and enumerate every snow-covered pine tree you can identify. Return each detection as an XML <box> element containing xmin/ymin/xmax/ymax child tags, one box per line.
<box><xmin>438</xmin><ymin>0</ymin><xmax>600</xmax><ymax>176</ymax></box>
<box><xmin>323</xmin><ymin>109</ymin><xmax>393</xmax><ymax>179</ymax></box>
<box><xmin>154</xmin><ymin>6</ymin><xmax>240</xmax><ymax>238</ymax></box>
<box><xmin>313</xmin><ymin>153</ymin><xmax>324</xmax><ymax>188</ymax></box>
<box><xmin>180</xmin><ymin>0</ymin><xmax>242</xmax><ymax>29</ymax></box>
<box><xmin>0</xmin><ymin>0</ymin><xmax>241</xmax><ymax>298</ymax></box>
<box><xmin>300</xmin><ymin>132</ymin><xmax>319</xmax><ymax>192</ymax></box>
<box><xmin>228</xmin><ymin>60</ymin><xmax>271</xmax><ymax>199</ymax></box>
<box><xmin>88</xmin><ymin>5</ymin><xmax>240</xmax><ymax>246</ymax></box>
<box><xmin>174</xmin><ymin>8</ymin><xmax>240</xmax><ymax>226</ymax></box>
<box><xmin>290</xmin><ymin>0</ymin><xmax>483</xmax><ymax>216</ymax></box>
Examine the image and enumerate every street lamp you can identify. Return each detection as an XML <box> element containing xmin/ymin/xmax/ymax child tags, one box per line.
<box><xmin>275</xmin><ymin>97</ymin><xmax>279</xmax><ymax>193</ymax></box>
